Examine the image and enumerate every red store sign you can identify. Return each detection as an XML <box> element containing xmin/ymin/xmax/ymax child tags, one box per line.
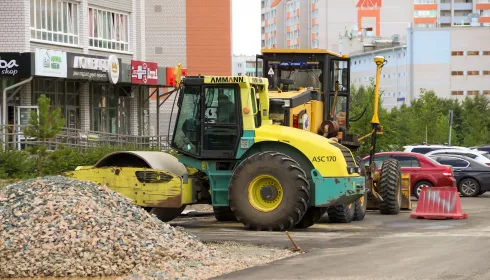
<box><xmin>131</xmin><ymin>60</ymin><xmax>158</xmax><ymax>85</ymax></box>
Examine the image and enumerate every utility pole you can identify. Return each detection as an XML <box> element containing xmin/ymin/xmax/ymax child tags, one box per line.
<box><xmin>449</xmin><ymin>110</ymin><xmax>454</xmax><ymax>146</ymax></box>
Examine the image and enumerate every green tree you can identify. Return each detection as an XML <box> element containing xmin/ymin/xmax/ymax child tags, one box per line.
<box><xmin>349</xmin><ymin>78</ymin><xmax>390</xmax><ymax>156</ymax></box>
<box><xmin>23</xmin><ymin>94</ymin><xmax>65</xmax><ymax>176</ymax></box>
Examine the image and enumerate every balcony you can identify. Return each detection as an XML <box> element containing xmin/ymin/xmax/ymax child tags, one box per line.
<box><xmin>440</xmin><ymin>3</ymin><xmax>451</xmax><ymax>10</ymax></box>
<box><xmin>440</xmin><ymin>2</ymin><xmax>474</xmax><ymax>10</ymax></box>
<box><xmin>454</xmin><ymin>15</ymin><xmax>471</xmax><ymax>24</ymax></box>
<box><xmin>439</xmin><ymin>16</ymin><xmax>452</xmax><ymax>24</ymax></box>
<box><xmin>454</xmin><ymin>2</ymin><xmax>473</xmax><ymax>10</ymax></box>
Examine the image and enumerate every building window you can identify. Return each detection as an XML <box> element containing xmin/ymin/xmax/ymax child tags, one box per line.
<box><xmin>451</xmin><ymin>51</ymin><xmax>464</xmax><ymax>56</ymax></box>
<box><xmin>414</xmin><ymin>10</ymin><xmax>437</xmax><ymax>18</ymax></box>
<box><xmin>451</xmin><ymin>91</ymin><xmax>464</xmax><ymax>96</ymax></box>
<box><xmin>483</xmin><ymin>51</ymin><xmax>490</xmax><ymax>55</ymax></box>
<box><xmin>89</xmin><ymin>7</ymin><xmax>130</xmax><ymax>52</ymax></box>
<box><xmin>467</xmin><ymin>71</ymin><xmax>480</xmax><ymax>75</ymax></box>
<box><xmin>467</xmin><ymin>90</ymin><xmax>480</xmax><ymax>95</ymax></box>
<box><xmin>30</xmin><ymin>0</ymin><xmax>79</xmax><ymax>45</ymax></box>
<box><xmin>91</xmin><ymin>84</ymin><xmax>131</xmax><ymax>134</ymax></box>
<box><xmin>483</xmin><ymin>90</ymin><xmax>490</xmax><ymax>95</ymax></box>
<box><xmin>467</xmin><ymin>51</ymin><xmax>480</xmax><ymax>56</ymax></box>
<box><xmin>483</xmin><ymin>70</ymin><xmax>490</xmax><ymax>75</ymax></box>
<box><xmin>451</xmin><ymin>71</ymin><xmax>464</xmax><ymax>76</ymax></box>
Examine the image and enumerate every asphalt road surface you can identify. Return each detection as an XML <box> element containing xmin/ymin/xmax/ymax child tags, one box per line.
<box><xmin>171</xmin><ymin>195</ymin><xmax>490</xmax><ymax>280</ymax></box>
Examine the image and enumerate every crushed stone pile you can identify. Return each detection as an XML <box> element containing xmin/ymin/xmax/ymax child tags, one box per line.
<box><xmin>0</xmin><ymin>176</ymin><xmax>296</xmax><ymax>279</ymax></box>
<box><xmin>0</xmin><ymin>176</ymin><xmax>211</xmax><ymax>278</ymax></box>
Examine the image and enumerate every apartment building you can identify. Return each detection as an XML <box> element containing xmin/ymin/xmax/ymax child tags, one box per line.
<box><xmin>232</xmin><ymin>55</ymin><xmax>263</xmax><ymax>77</ymax></box>
<box><xmin>414</xmin><ymin>0</ymin><xmax>490</xmax><ymax>28</ymax></box>
<box><xmin>350</xmin><ymin>27</ymin><xmax>490</xmax><ymax>110</ymax></box>
<box><xmin>261</xmin><ymin>0</ymin><xmax>490</xmax><ymax>52</ymax></box>
<box><xmin>0</xmin><ymin>0</ymin><xmax>152</xmax><ymax>144</ymax></box>
<box><xmin>0</xmin><ymin>0</ymin><xmax>232</xmax><ymax>149</ymax></box>
<box><xmin>261</xmin><ymin>0</ymin><xmax>413</xmax><ymax>53</ymax></box>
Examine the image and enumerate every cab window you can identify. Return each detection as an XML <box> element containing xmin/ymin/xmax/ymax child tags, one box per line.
<box><xmin>202</xmin><ymin>86</ymin><xmax>241</xmax><ymax>158</ymax></box>
<box><xmin>172</xmin><ymin>86</ymin><xmax>201</xmax><ymax>155</ymax></box>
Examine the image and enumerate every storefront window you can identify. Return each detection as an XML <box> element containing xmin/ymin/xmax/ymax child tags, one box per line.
<box><xmin>138</xmin><ymin>88</ymin><xmax>150</xmax><ymax>136</ymax></box>
<box><xmin>32</xmin><ymin>79</ymin><xmax>81</xmax><ymax>130</ymax></box>
<box><xmin>90</xmin><ymin>84</ymin><xmax>131</xmax><ymax>135</ymax></box>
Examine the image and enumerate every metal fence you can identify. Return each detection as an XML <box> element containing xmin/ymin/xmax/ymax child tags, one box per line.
<box><xmin>0</xmin><ymin>125</ymin><xmax>173</xmax><ymax>151</ymax></box>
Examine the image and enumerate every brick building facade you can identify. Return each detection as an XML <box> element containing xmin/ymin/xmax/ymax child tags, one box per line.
<box><xmin>0</xmin><ymin>0</ymin><xmax>157</xmax><ymax>146</ymax></box>
<box><xmin>0</xmin><ymin>0</ymin><xmax>232</xmax><ymax>148</ymax></box>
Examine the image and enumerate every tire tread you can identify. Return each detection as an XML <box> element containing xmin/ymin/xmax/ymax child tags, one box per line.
<box><xmin>229</xmin><ymin>151</ymin><xmax>310</xmax><ymax>231</ymax></box>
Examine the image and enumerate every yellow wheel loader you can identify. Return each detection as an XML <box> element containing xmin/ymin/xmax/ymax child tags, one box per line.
<box><xmin>65</xmin><ymin>68</ymin><xmax>366</xmax><ymax>231</ymax></box>
<box><xmin>254</xmin><ymin>49</ymin><xmax>404</xmax><ymax>223</ymax></box>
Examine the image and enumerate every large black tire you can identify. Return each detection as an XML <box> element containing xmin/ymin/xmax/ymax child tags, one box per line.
<box><xmin>213</xmin><ymin>206</ymin><xmax>237</xmax><ymax>221</ymax></box>
<box><xmin>379</xmin><ymin>158</ymin><xmax>402</xmax><ymax>215</ymax></box>
<box><xmin>294</xmin><ymin>207</ymin><xmax>327</xmax><ymax>228</ymax></box>
<box><xmin>150</xmin><ymin>206</ymin><xmax>186</xmax><ymax>222</ymax></box>
<box><xmin>229</xmin><ymin>151</ymin><xmax>310</xmax><ymax>231</ymax></box>
<box><xmin>353</xmin><ymin>193</ymin><xmax>368</xmax><ymax>221</ymax></box>
<box><xmin>327</xmin><ymin>204</ymin><xmax>355</xmax><ymax>223</ymax></box>
<box><xmin>353</xmin><ymin>156</ymin><xmax>368</xmax><ymax>221</ymax></box>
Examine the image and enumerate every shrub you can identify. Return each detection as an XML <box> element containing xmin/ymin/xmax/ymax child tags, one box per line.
<box><xmin>0</xmin><ymin>144</ymin><xmax>166</xmax><ymax>179</ymax></box>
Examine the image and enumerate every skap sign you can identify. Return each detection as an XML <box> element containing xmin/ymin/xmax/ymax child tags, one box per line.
<box><xmin>0</xmin><ymin>53</ymin><xmax>32</xmax><ymax>77</ymax></box>
<box><xmin>131</xmin><ymin>60</ymin><xmax>158</xmax><ymax>85</ymax></box>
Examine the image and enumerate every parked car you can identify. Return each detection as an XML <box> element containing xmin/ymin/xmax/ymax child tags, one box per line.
<box><xmin>428</xmin><ymin>154</ymin><xmax>490</xmax><ymax>197</ymax></box>
<box><xmin>425</xmin><ymin>149</ymin><xmax>490</xmax><ymax>166</ymax></box>
<box><xmin>362</xmin><ymin>152</ymin><xmax>456</xmax><ymax>199</ymax></box>
<box><xmin>471</xmin><ymin>145</ymin><xmax>490</xmax><ymax>154</ymax></box>
<box><xmin>403</xmin><ymin>144</ymin><xmax>469</xmax><ymax>155</ymax></box>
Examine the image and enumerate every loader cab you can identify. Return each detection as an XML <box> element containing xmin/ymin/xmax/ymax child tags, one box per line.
<box><xmin>171</xmin><ymin>76</ymin><xmax>243</xmax><ymax>159</ymax></box>
<box><xmin>256</xmin><ymin>49</ymin><xmax>351</xmax><ymax>135</ymax></box>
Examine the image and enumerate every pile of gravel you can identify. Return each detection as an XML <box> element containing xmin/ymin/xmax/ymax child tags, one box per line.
<box><xmin>0</xmin><ymin>176</ymin><xmax>213</xmax><ymax>278</ymax></box>
<box><xmin>0</xmin><ymin>176</ymin><xmax>298</xmax><ymax>279</ymax></box>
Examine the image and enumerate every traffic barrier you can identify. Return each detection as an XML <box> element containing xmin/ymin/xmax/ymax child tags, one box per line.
<box><xmin>410</xmin><ymin>186</ymin><xmax>468</xmax><ymax>220</ymax></box>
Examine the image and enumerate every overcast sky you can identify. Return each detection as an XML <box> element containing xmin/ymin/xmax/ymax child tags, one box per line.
<box><xmin>232</xmin><ymin>0</ymin><xmax>261</xmax><ymax>56</ymax></box>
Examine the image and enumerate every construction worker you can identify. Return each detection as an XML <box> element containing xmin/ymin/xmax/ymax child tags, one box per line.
<box><xmin>217</xmin><ymin>93</ymin><xmax>236</xmax><ymax>124</ymax></box>
<box><xmin>174</xmin><ymin>119</ymin><xmax>197</xmax><ymax>153</ymax></box>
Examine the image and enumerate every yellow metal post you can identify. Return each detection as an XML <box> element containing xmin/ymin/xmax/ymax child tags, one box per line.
<box><xmin>174</xmin><ymin>63</ymin><xmax>183</xmax><ymax>88</ymax></box>
<box><xmin>371</xmin><ymin>56</ymin><xmax>385</xmax><ymax>125</ymax></box>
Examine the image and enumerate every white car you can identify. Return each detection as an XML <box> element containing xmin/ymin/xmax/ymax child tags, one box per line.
<box><xmin>425</xmin><ymin>149</ymin><xmax>490</xmax><ymax>166</ymax></box>
<box><xmin>403</xmin><ymin>145</ymin><xmax>469</xmax><ymax>155</ymax></box>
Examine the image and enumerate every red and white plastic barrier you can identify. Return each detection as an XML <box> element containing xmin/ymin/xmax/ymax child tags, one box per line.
<box><xmin>410</xmin><ymin>187</ymin><xmax>468</xmax><ymax>220</ymax></box>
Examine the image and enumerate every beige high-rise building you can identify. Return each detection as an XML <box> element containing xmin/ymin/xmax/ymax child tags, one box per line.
<box><xmin>261</xmin><ymin>0</ymin><xmax>490</xmax><ymax>53</ymax></box>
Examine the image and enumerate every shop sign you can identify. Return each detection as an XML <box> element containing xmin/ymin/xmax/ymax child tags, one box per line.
<box><xmin>0</xmin><ymin>52</ymin><xmax>32</xmax><ymax>77</ymax></box>
<box><xmin>35</xmin><ymin>48</ymin><xmax>67</xmax><ymax>78</ymax></box>
<box><xmin>67</xmin><ymin>53</ymin><xmax>121</xmax><ymax>84</ymax></box>
<box><xmin>131</xmin><ymin>60</ymin><xmax>158</xmax><ymax>85</ymax></box>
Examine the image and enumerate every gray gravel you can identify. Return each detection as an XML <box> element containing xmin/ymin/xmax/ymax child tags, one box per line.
<box><xmin>0</xmin><ymin>176</ymin><xmax>298</xmax><ymax>279</ymax></box>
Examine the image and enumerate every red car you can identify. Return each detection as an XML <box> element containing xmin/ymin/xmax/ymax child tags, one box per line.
<box><xmin>362</xmin><ymin>152</ymin><xmax>457</xmax><ymax>199</ymax></box>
